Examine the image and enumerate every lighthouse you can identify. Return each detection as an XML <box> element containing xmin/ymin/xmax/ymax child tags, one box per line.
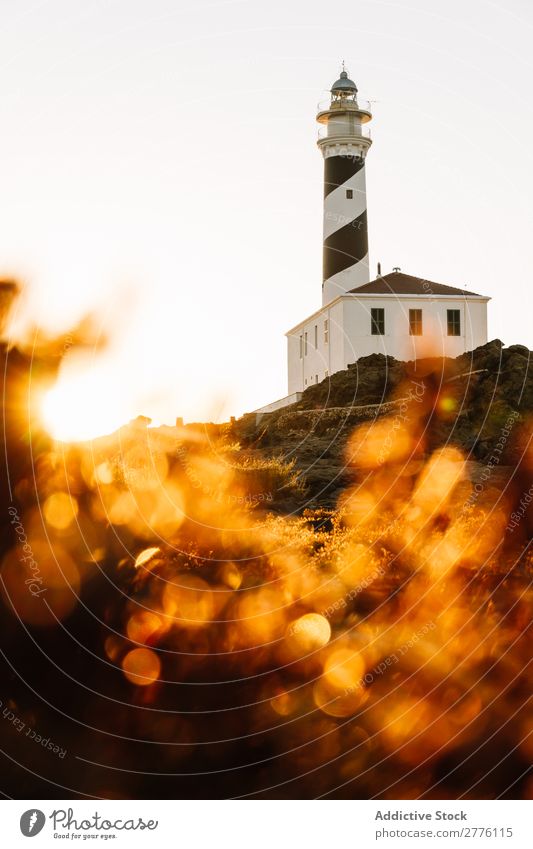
<box><xmin>317</xmin><ymin>67</ymin><xmax>372</xmax><ymax>305</ymax></box>
<box><xmin>253</xmin><ymin>65</ymin><xmax>490</xmax><ymax>414</ymax></box>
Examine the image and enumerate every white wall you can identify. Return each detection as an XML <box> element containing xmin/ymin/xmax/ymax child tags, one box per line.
<box><xmin>254</xmin><ymin>392</ymin><xmax>302</xmax><ymax>415</ymax></box>
<box><xmin>287</xmin><ymin>294</ymin><xmax>488</xmax><ymax>393</ymax></box>
<box><xmin>287</xmin><ymin>299</ymin><xmax>345</xmax><ymax>394</ymax></box>
<box><xmin>342</xmin><ymin>295</ymin><xmax>488</xmax><ymax>363</ymax></box>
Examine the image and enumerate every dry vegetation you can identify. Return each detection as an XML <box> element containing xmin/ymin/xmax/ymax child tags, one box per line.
<box><xmin>0</xmin><ymin>342</ymin><xmax>532</xmax><ymax>799</ymax></box>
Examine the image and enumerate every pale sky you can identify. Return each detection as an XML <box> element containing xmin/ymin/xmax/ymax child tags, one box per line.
<box><xmin>1</xmin><ymin>0</ymin><xmax>532</xmax><ymax>438</ymax></box>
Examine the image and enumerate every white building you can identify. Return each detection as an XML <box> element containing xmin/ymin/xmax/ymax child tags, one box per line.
<box><xmin>287</xmin><ymin>271</ymin><xmax>489</xmax><ymax>394</ymax></box>
<box><xmin>283</xmin><ymin>68</ymin><xmax>489</xmax><ymax>398</ymax></box>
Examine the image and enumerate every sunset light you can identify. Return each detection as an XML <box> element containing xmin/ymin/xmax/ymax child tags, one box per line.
<box><xmin>41</xmin><ymin>368</ymin><xmax>133</xmax><ymax>442</ymax></box>
<box><xmin>0</xmin><ymin>0</ymin><xmax>531</xmax><ymax>834</ymax></box>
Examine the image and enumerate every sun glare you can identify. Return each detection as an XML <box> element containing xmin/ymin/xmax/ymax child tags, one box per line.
<box><xmin>41</xmin><ymin>372</ymin><xmax>131</xmax><ymax>442</ymax></box>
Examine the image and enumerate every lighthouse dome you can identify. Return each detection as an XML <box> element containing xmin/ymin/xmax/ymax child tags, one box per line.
<box><xmin>331</xmin><ymin>70</ymin><xmax>357</xmax><ymax>94</ymax></box>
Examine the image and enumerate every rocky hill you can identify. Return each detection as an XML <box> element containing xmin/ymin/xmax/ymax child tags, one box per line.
<box><xmin>233</xmin><ymin>340</ymin><xmax>533</xmax><ymax>509</ymax></box>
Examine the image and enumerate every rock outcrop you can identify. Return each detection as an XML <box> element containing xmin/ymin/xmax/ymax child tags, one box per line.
<box><xmin>234</xmin><ymin>340</ymin><xmax>533</xmax><ymax>508</ymax></box>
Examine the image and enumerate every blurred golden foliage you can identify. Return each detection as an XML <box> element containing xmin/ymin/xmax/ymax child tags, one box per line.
<box><xmin>0</xmin><ymin>375</ymin><xmax>531</xmax><ymax>799</ymax></box>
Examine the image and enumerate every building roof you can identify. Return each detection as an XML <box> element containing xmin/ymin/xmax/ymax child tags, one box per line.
<box><xmin>331</xmin><ymin>69</ymin><xmax>357</xmax><ymax>94</ymax></box>
<box><xmin>349</xmin><ymin>271</ymin><xmax>484</xmax><ymax>298</ymax></box>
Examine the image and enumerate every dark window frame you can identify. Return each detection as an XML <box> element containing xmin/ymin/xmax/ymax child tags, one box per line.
<box><xmin>371</xmin><ymin>308</ymin><xmax>385</xmax><ymax>335</ymax></box>
<box><xmin>346</xmin><ymin>188</ymin><xmax>353</xmax><ymax>199</ymax></box>
<box><xmin>409</xmin><ymin>308</ymin><xmax>423</xmax><ymax>336</ymax></box>
<box><xmin>447</xmin><ymin>309</ymin><xmax>461</xmax><ymax>336</ymax></box>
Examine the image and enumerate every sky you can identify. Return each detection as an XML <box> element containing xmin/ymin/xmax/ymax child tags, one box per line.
<box><xmin>0</xmin><ymin>0</ymin><xmax>532</xmax><ymax>438</ymax></box>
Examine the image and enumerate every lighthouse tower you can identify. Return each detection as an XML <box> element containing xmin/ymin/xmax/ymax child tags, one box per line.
<box><xmin>255</xmin><ymin>65</ymin><xmax>491</xmax><ymax>411</ymax></box>
<box><xmin>317</xmin><ymin>67</ymin><xmax>372</xmax><ymax>306</ymax></box>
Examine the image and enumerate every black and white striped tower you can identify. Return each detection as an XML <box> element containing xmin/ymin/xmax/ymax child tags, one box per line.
<box><xmin>317</xmin><ymin>67</ymin><xmax>372</xmax><ymax>305</ymax></box>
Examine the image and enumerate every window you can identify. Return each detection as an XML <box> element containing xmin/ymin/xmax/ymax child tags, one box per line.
<box><xmin>324</xmin><ymin>319</ymin><xmax>328</xmax><ymax>344</ymax></box>
<box><xmin>325</xmin><ymin>369</ymin><xmax>329</xmax><ymax>377</ymax></box>
<box><xmin>304</xmin><ymin>331</ymin><xmax>308</xmax><ymax>355</ymax></box>
<box><xmin>447</xmin><ymin>309</ymin><xmax>461</xmax><ymax>336</ymax></box>
<box><xmin>371</xmin><ymin>308</ymin><xmax>385</xmax><ymax>335</ymax></box>
<box><xmin>314</xmin><ymin>324</ymin><xmax>318</xmax><ymax>348</ymax></box>
<box><xmin>315</xmin><ymin>374</ymin><xmax>318</xmax><ymax>384</ymax></box>
<box><xmin>346</xmin><ymin>188</ymin><xmax>353</xmax><ymax>199</ymax></box>
<box><xmin>409</xmin><ymin>309</ymin><xmax>423</xmax><ymax>336</ymax></box>
<box><xmin>299</xmin><ymin>335</ymin><xmax>303</xmax><ymax>358</ymax></box>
